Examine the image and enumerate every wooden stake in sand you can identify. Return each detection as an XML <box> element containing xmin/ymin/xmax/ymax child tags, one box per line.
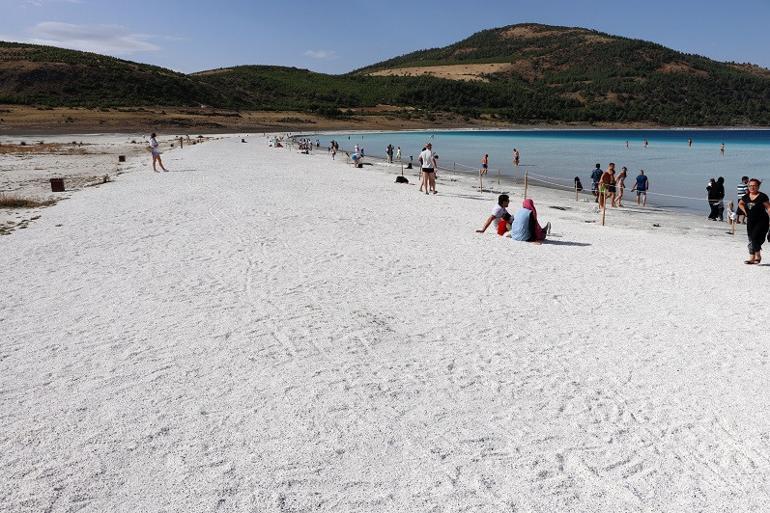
<box><xmin>479</xmin><ymin>169</ymin><xmax>483</xmax><ymax>193</ymax></box>
<box><xmin>400</xmin><ymin>158</ymin><xmax>404</xmax><ymax>177</ymax></box>
<box><xmin>601</xmin><ymin>193</ymin><xmax>607</xmax><ymax>226</ymax></box>
<box><xmin>497</xmin><ymin>168</ymin><xmax>501</xmax><ymax>185</ymax></box>
<box><xmin>524</xmin><ymin>170</ymin><xmax>529</xmax><ymax>199</ymax></box>
<box><xmin>575</xmin><ymin>182</ymin><xmax>579</xmax><ymax>202</ymax></box>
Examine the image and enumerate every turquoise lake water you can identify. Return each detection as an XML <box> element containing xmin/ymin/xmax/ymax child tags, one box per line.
<box><xmin>309</xmin><ymin>129</ymin><xmax>770</xmax><ymax>214</ymax></box>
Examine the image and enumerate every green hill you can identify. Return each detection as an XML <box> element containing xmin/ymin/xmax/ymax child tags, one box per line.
<box><xmin>0</xmin><ymin>41</ymin><xmax>231</xmax><ymax>108</ymax></box>
<box><xmin>3</xmin><ymin>23</ymin><xmax>770</xmax><ymax>125</ymax></box>
<box><xmin>355</xmin><ymin>23</ymin><xmax>770</xmax><ymax>125</ymax></box>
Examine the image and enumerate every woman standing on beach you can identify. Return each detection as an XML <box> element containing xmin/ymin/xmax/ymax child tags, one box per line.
<box><xmin>616</xmin><ymin>167</ymin><xmax>628</xmax><ymax>207</ymax></box>
<box><xmin>149</xmin><ymin>133</ymin><xmax>168</xmax><ymax>172</ymax></box>
<box><xmin>738</xmin><ymin>179</ymin><xmax>770</xmax><ymax>265</ymax></box>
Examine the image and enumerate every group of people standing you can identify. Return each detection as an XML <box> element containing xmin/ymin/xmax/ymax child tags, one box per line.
<box><xmin>385</xmin><ymin>144</ymin><xmax>401</xmax><ymax>163</ymax></box>
<box><xmin>590</xmin><ymin>163</ymin><xmax>649</xmax><ymax>208</ymax></box>
<box><xmin>479</xmin><ymin>149</ymin><xmax>520</xmax><ymax>177</ymax></box>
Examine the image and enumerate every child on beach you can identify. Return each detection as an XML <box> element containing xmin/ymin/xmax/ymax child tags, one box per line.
<box><xmin>497</xmin><ymin>212</ymin><xmax>512</xmax><ymax>236</ymax></box>
<box><xmin>476</xmin><ymin>194</ymin><xmax>511</xmax><ymax>233</ymax></box>
<box><xmin>616</xmin><ymin>167</ymin><xmax>628</xmax><ymax>207</ymax></box>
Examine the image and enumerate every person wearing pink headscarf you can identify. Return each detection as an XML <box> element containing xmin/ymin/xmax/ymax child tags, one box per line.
<box><xmin>510</xmin><ymin>199</ymin><xmax>551</xmax><ymax>242</ymax></box>
<box><xmin>523</xmin><ymin>199</ymin><xmax>550</xmax><ymax>241</ymax></box>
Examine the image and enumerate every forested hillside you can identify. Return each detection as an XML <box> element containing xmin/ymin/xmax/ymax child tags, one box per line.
<box><xmin>2</xmin><ymin>23</ymin><xmax>770</xmax><ymax>125</ymax></box>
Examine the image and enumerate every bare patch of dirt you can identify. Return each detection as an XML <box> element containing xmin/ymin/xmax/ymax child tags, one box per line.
<box><xmin>658</xmin><ymin>62</ymin><xmax>709</xmax><ymax>78</ymax></box>
<box><xmin>560</xmin><ymin>92</ymin><xmax>587</xmax><ymax>105</ymax></box>
<box><xmin>367</xmin><ymin>63</ymin><xmax>513</xmax><ymax>82</ymax></box>
<box><xmin>0</xmin><ymin>142</ymin><xmax>88</xmax><ymax>155</ymax></box>
<box><xmin>728</xmin><ymin>63</ymin><xmax>770</xmax><ymax>78</ymax></box>
<box><xmin>580</xmin><ymin>34</ymin><xmax>613</xmax><ymax>44</ymax></box>
<box><xmin>501</xmin><ymin>26</ymin><xmax>563</xmax><ymax>40</ymax></box>
<box><xmin>508</xmin><ymin>59</ymin><xmax>541</xmax><ymax>81</ymax></box>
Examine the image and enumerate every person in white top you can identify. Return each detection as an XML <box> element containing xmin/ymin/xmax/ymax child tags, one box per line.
<box><xmin>418</xmin><ymin>143</ymin><xmax>437</xmax><ymax>195</ymax></box>
<box><xmin>149</xmin><ymin>133</ymin><xmax>168</xmax><ymax>172</ymax></box>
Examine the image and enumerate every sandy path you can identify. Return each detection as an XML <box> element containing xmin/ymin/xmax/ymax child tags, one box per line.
<box><xmin>2</xmin><ymin>136</ymin><xmax>769</xmax><ymax>512</ymax></box>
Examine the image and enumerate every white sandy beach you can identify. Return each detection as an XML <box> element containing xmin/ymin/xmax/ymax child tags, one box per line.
<box><xmin>2</xmin><ymin>134</ymin><xmax>770</xmax><ymax>512</ymax></box>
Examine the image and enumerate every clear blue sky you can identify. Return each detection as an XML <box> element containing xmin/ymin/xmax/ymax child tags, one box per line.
<box><xmin>2</xmin><ymin>0</ymin><xmax>769</xmax><ymax>74</ymax></box>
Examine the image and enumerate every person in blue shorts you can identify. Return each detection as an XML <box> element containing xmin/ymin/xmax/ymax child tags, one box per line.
<box><xmin>632</xmin><ymin>170</ymin><xmax>649</xmax><ymax>206</ymax></box>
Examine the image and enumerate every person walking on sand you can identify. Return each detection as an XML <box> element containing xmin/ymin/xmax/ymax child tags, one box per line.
<box><xmin>707</xmin><ymin>177</ymin><xmax>725</xmax><ymax>220</ymax></box>
<box><xmin>512</xmin><ymin>148</ymin><xmax>520</xmax><ymax>167</ymax></box>
<box><xmin>149</xmin><ymin>133</ymin><xmax>168</xmax><ymax>172</ymax></box>
<box><xmin>631</xmin><ymin>170</ymin><xmax>649</xmax><ymax>206</ymax></box>
<box><xmin>590</xmin><ymin>163</ymin><xmax>603</xmax><ymax>202</ymax></box>
<box><xmin>395</xmin><ymin>146</ymin><xmax>401</xmax><ymax>161</ymax></box>
<box><xmin>386</xmin><ymin>144</ymin><xmax>394</xmax><ymax>163</ymax></box>
<box><xmin>738</xmin><ymin>179</ymin><xmax>770</xmax><ymax>265</ymax></box>
<box><xmin>476</xmin><ymin>194</ymin><xmax>511</xmax><ymax>233</ymax></box>
<box><xmin>736</xmin><ymin>176</ymin><xmax>749</xmax><ymax>224</ymax></box>
<box><xmin>418</xmin><ymin>143</ymin><xmax>437</xmax><ymax>195</ymax></box>
<box><xmin>616</xmin><ymin>166</ymin><xmax>628</xmax><ymax>207</ymax></box>
<box><xmin>480</xmin><ymin>154</ymin><xmax>489</xmax><ymax>176</ymax></box>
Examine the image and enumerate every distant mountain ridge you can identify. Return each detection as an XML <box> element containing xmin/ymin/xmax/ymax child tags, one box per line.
<box><xmin>2</xmin><ymin>23</ymin><xmax>770</xmax><ymax>125</ymax></box>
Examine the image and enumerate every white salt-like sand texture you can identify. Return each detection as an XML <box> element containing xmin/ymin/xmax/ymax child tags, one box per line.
<box><xmin>2</xmin><ymin>134</ymin><xmax>769</xmax><ymax>512</ymax></box>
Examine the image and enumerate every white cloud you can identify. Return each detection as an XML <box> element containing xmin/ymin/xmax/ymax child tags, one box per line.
<box><xmin>25</xmin><ymin>21</ymin><xmax>159</xmax><ymax>54</ymax></box>
<box><xmin>22</xmin><ymin>0</ymin><xmax>84</xmax><ymax>6</ymax></box>
<box><xmin>304</xmin><ymin>49</ymin><xmax>337</xmax><ymax>60</ymax></box>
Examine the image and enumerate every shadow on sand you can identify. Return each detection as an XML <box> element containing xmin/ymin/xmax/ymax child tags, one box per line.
<box><xmin>542</xmin><ymin>239</ymin><xmax>591</xmax><ymax>247</ymax></box>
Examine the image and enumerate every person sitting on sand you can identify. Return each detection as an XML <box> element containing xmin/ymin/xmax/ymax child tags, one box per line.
<box><xmin>497</xmin><ymin>212</ymin><xmax>512</xmax><ymax>236</ymax></box>
<box><xmin>476</xmin><ymin>194</ymin><xmax>511</xmax><ymax>233</ymax></box>
<box><xmin>738</xmin><ymin>178</ymin><xmax>770</xmax><ymax>265</ymax></box>
<box><xmin>149</xmin><ymin>133</ymin><xmax>168</xmax><ymax>172</ymax></box>
<box><xmin>510</xmin><ymin>199</ymin><xmax>551</xmax><ymax>243</ymax></box>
